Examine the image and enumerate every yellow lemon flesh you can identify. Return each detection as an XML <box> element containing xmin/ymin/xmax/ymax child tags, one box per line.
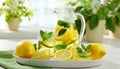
<box><xmin>15</xmin><ymin>40</ymin><xmax>35</xmax><ymax>58</ymax></box>
<box><xmin>90</xmin><ymin>43</ymin><xmax>106</xmax><ymax>60</ymax></box>
<box><xmin>32</xmin><ymin>48</ymin><xmax>51</xmax><ymax>60</ymax></box>
<box><xmin>54</xmin><ymin>49</ymin><xmax>72</xmax><ymax>61</ymax></box>
<box><xmin>55</xmin><ymin>24</ymin><xmax>78</xmax><ymax>44</ymax></box>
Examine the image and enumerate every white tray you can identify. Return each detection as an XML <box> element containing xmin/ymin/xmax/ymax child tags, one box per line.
<box><xmin>13</xmin><ymin>53</ymin><xmax>103</xmax><ymax>68</ymax></box>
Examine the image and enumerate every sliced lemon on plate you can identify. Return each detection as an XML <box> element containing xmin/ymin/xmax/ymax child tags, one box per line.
<box><xmin>32</xmin><ymin>48</ymin><xmax>51</xmax><ymax>60</ymax></box>
<box><xmin>54</xmin><ymin>49</ymin><xmax>72</xmax><ymax>61</ymax></box>
<box><xmin>41</xmin><ymin>40</ymin><xmax>55</xmax><ymax>48</ymax></box>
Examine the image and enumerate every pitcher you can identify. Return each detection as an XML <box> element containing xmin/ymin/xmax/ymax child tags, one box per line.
<box><xmin>54</xmin><ymin>7</ymin><xmax>86</xmax><ymax>48</ymax></box>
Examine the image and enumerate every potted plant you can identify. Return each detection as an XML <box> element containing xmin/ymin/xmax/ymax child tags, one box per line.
<box><xmin>0</xmin><ymin>0</ymin><xmax>33</xmax><ymax>31</ymax></box>
<box><xmin>105</xmin><ymin>0</ymin><xmax>120</xmax><ymax>39</ymax></box>
<box><xmin>65</xmin><ymin>0</ymin><xmax>108</xmax><ymax>42</ymax></box>
<box><xmin>66</xmin><ymin>0</ymin><xmax>120</xmax><ymax>42</ymax></box>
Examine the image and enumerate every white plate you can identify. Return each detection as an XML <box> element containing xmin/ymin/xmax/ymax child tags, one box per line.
<box><xmin>13</xmin><ymin>53</ymin><xmax>103</xmax><ymax>68</ymax></box>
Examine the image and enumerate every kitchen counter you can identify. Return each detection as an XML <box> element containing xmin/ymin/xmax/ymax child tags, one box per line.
<box><xmin>0</xmin><ymin>35</ymin><xmax>120</xmax><ymax>69</ymax></box>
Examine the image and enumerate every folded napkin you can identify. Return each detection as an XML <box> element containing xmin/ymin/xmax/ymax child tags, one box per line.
<box><xmin>0</xmin><ymin>50</ymin><xmax>51</xmax><ymax>69</ymax></box>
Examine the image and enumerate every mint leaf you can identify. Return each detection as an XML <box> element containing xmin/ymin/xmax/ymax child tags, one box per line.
<box><xmin>75</xmin><ymin>17</ymin><xmax>81</xmax><ymax>34</ymax></box>
<box><xmin>40</xmin><ymin>30</ymin><xmax>53</xmax><ymax>41</ymax></box>
<box><xmin>33</xmin><ymin>43</ymin><xmax>37</xmax><ymax>50</ymax></box>
<box><xmin>81</xmin><ymin>44</ymin><xmax>86</xmax><ymax>51</ymax></box>
<box><xmin>74</xmin><ymin>6</ymin><xmax>83</xmax><ymax>12</ymax></box>
<box><xmin>106</xmin><ymin>17</ymin><xmax>115</xmax><ymax>33</ymax></box>
<box><xmin>55</xmin><ymin>43</ymin><xmax>67</xmax><ymax>50</ymax></box>
<box><xmin>107</xmin><ymin>0</ymin><xmax>119</xmax><ymax>11</ymax></box>
<box><xmin>89</xmin><ymin>14</ymin><xmax>99</xmax><ymax>30</ymax></box>
<box><xmin>86</xmin><ymin>44</ymin><xmax>91</xmax><ymax>52</ymax></box>
<box><xmin>77</xmin><ymin>47</ymin><xmax>83</xmax><ymax>53</ymax></box>
<box><xmin>47</xmin><ymin>32</ymin><xmax>52</xmax><ymax>38</ymax></box>
<box><xmin>38</xmin><ymin>40</ymin><xmax>41</xmax><ymax>49</ymax></box>
<box><xmin>58</xmin><ymin>29</ymin><xmax>67</xmax><ymax>36</ymax></box>
<box><xmin>57</xmin><ymin>20</ymin><xmax>70</xmax><ymax>28</ymax></box>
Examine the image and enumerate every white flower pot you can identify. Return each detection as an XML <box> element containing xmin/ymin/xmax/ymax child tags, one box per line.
<box><xmin>114</xmin><ymin>25</ymin><xmax>120</xmax><ymax>39</ymax></box>
<box><xmin>85</xmin><ymin>20</ymin><xmax>105</xmax><ymax>42</ymax></box>
<box><xmin>8</xmin><ymin>18</ymin><xmax>19</xmax><ymax>31</ymax></box>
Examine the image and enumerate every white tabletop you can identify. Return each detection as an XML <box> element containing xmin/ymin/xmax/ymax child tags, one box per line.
<box><xmin>0</xmin><ymin>36</ymin><xmax>120</xmax><ymax>69</ymax></box>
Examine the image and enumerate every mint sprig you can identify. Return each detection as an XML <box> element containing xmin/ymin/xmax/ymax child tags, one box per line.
<box><xmin>77</xmin><ymin>44</ymin><xmax>91</xmax><ymax>57</ymax></box>
<box><xmin>40</xmin><ymin>30</ymin><xmax>52</xmax><ymax>41</ymax></box>
<box><xmin>55</xmin><ymin>43</ymin><xmax>67</xmax><ymax>50</ymax></box>
<box><xmin>57</xmin><ymin>20</ymin><xmax>70</xmax><ymax>28</ymax></box>
<box><xmin>58</xmin><ymin>29</ymin><xmax>67</xmax><ymax>36</ymax></box>
<box><xmin>77</xmin><ymin>44</ymin><xmax>91</xmax><ymax>53</ymax></box>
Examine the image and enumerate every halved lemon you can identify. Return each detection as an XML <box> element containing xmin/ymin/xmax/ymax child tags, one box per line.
<box><xmin>54</xmin><ymin>49</ymin><xmax>72</xmax><ymax>61</ymax></box>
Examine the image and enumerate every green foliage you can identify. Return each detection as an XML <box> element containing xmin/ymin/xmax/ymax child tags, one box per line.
<box><xmin>106</xmin><ymin>17</ymin><xmax>115</xmax><ymax>33</ymax></box>
<box><xmin>105</xmin><ymin>0</ymin><xmax>120</xmax><ymax>32</ymax></box>
<box><xmin>89</xmin><ymin>14</ymin><xmax>99</xmax><ymax>30</ymax></box>
<box><xmin>58</xmin><ymin>29</ymin><xmax>67</xmax><ymax>36</ymax></box>
<box><xmin>67</xmin><ymin>0</ymin><xmax>120</xmax><ymax>33</ymax></box>
<box><xmin>0</xmin><ymin>0</ymin><xmax>33</xmax><ymax>24</ymax></box>
<box><xmin>77</xmin><ymin>44</ymin><xmax>91</xmax><ymax>58</ymax></box>
<box><xmin>75</xmin><ymin>16</ymin><xmax>81</xmax><ymax>34</ymax></box>
<box><xmin>57</xmin><ymin>20</ymin><xmax>70</xmax><ymax>28</ymax></box>
<box><xmin>40</xmin><ymin>30</ymin><xmax>53</xmax><ymax>41</ymax></box>
<box><xmin>65</xmin><ymin>0</ymin><xmax>92</xmax><ymax>9</ymax></box>
<box><xmin>55</xmin><ymin>43</ymin><xmax>67</xmax><ymax>50</ymax></box>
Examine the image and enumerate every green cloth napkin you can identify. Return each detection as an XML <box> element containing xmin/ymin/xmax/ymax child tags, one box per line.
<box><xmin>0</xmin><ymin>50</ymin><xmax>51</xmax><ymax>69</ymax></box>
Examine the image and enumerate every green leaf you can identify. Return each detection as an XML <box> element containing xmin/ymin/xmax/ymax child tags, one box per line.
<box><xmin>55</xmin><ymin>43</ymin><xmax>67</xmax><ymax>50</ymax></box>
<box><xmin>106</xmin><ymin>17</ymin><xmax>115</xmax><ymax>33</ymax></box>
<box><xmin>116</xmin><ymin>13</ymin><xmax>120</xmax><ymax>23</ymax></box>
<box><xmin>75</xmin><ymin>17</ymin><xmax>81</xmax><ymax>34</ymax></box>
<box><xmin>89</xmin><ymin>14</ymin><xmax>99</xmax><ymax>30</ymax></box>
<box><xmin>47</xmin><ymin>32</ymin><xmax>52</xmax><ymax>38</ymax></box>
<box><xmin>74</xmin><ymin>6</ymin><xmax>83</xmax><ymax>12</ymax></box>
<box><xmin>86</xmin><ymin>44</ymin><xmax>91</xmax><ymax>51</ymax></box>
<box><xmin>81</xmin><ymin>44</ymin><xmax>86</xmax><ymax>51</ymax></box>
<box><xmin>107</xmin><ymin>0</ymin><xmax>120</xmax><ymax>11</ymax></box>
<box><xmin>58</xmin><ymin>29</ymin><xmax>67</xmax><ymax>36</ymax></box>
<box><xmin>40</xmin><ymin>30</ymin><xmax>53</xmax><ymax>41</ymax></box>
<box><xmin>77</xmin><ymin>47</ymin><xmax>83</xmax><ymax>53</ymax></box>
<box><xmin>33</xmin><ymin>43</ymin><xmax>37</xmax><ymax>50</ymax></box>
<box><xmin>38</xmin><ymin>40</ymin><xmax>41</xmax><ymax>49</ymax></box>
<box><xmin>57</xmin><ymin>20</ymin><xmax>70</xmax><ymax>28</ymax></box>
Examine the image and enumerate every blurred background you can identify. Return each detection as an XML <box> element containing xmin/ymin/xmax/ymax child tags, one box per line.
<box><xmin>0</xmin><ymin>0</ymin><xmax>120</xmax><ymax>42</ymax></box>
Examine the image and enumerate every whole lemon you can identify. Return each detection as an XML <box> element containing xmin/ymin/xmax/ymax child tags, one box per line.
<box><xmin>15</xmin><ymin>40</ymin><xmax>35</xmax><ymax>58</ymax></box>
<box><xmin>90</xmin><ymin>43</ymin><xmax>106</xmax><ymax>60</ymax></box>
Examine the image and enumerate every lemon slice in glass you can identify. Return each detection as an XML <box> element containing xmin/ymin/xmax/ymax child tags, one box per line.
<box><xmin>54</xmin><ymin>49</ymin><xmax>72</xmax><ymax>61</ymax></box>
